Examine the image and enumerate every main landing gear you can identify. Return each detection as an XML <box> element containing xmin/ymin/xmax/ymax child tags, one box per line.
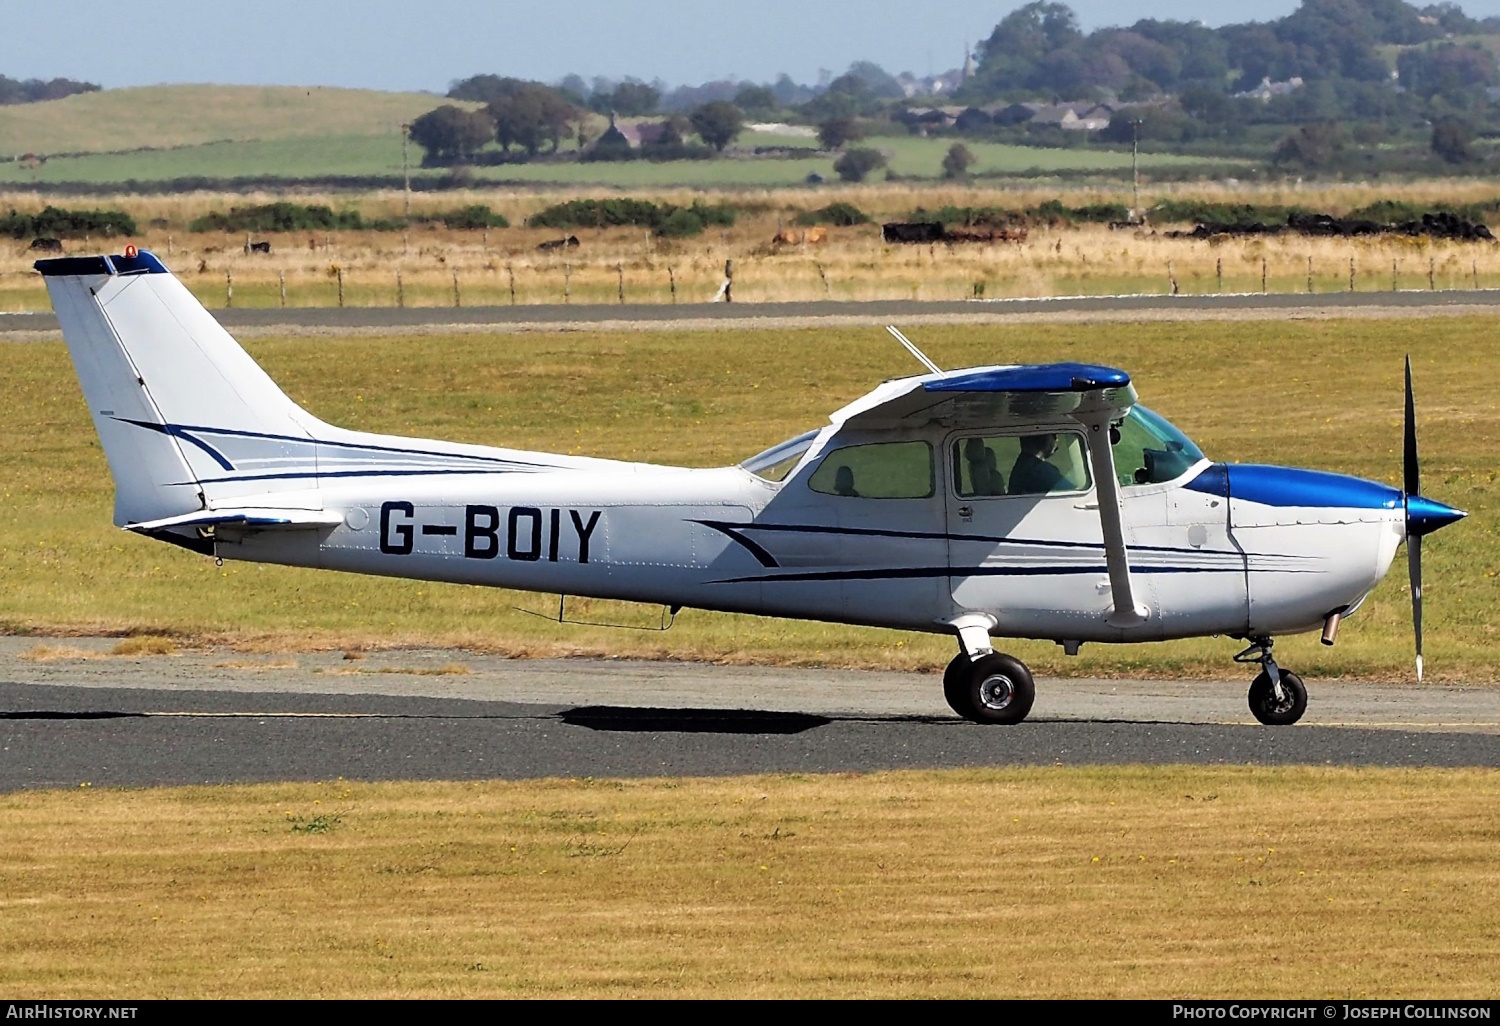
<box><xmin>943</xmin><ymin>651</ymin><xmax>1036</xmax><ymax>725</ymax></box>
<box><xmin>1235</xmin><ymin>637</ymin><xmax>1307</xmax><ymax>726</ymax></box>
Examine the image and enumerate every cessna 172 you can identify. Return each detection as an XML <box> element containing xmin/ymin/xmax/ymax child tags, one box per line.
<box><xmin>38</xmin><ymin>249</ymin><xmax>1465</xmax><ymax>726</ymax></box>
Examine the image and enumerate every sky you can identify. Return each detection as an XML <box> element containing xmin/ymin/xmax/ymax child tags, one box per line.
<box><xmin>5</xmin><ymin>1</ymin><xmax>1500</xmax><ymax>94</ymax></box>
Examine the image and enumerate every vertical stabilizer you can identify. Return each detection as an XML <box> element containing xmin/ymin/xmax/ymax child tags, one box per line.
<box><xmin>38</xmin><ymin>252</ymin><xmax>322</xmax><ymax>525</ymax></box>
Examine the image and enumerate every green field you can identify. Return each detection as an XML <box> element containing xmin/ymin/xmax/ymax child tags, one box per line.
<box><xmin>2</xmin><ymin>315</ymin><xmax>1492</xmax><ymax>679</ymax></box>
<box><xmin>0</xmin><ymin>83</ymin><xmax>1220</xmax><ymax>187</ymax></box>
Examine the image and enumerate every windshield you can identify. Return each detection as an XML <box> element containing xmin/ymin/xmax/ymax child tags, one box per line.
<box><xmin>741</xmin><ymin>429</ymin><xmax>820</xmax><ymax>482</ymax></box>
<box><xmin>1114</xmin><ymin>405</ymin><xmax>1206</xmax><ymax>486</ymax></box>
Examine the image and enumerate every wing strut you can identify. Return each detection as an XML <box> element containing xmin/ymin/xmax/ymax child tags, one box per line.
<box><xmin>1075</xmin><ymin>410</ymin><xmax>1149</xmax><ymax>628</ymax></box>
<box><xmin>885</xmin><ymin>326</ymin><xmax>942</xmax><ymax>374</ymax></box>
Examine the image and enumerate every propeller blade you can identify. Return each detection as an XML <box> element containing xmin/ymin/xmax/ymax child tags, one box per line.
<box><xmin>1404</xmin><ymin>355</ymin><xmax>1419</xmax><ymax>499</ymax></box>
<box><xmin>1408</xmin><ymin>532</ymin><xmax>1423</xmax><ymax>682</ymax></box>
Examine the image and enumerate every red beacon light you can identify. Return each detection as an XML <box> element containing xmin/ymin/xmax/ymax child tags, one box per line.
<box><xmin>123</xmin><ymin>244</ymin><xmax>138</xmax><ymax>258</ymax></box>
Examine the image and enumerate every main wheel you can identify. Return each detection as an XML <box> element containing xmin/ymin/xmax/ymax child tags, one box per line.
<box><xmin>945</xmin><ymin>652</ymin><xmax>1036</xmax><ymax>725</ymax></box>
<box><xmin>1248</xmin><ymin>669</ymin><xmax>1307</xmax><ymax>726</ymax></box>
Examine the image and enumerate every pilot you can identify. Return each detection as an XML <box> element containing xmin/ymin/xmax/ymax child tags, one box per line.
<box><xmin>833</xmin><ymin>465</ymin><xmax>859</xmax><ymax>497</ymax></box>
<box><xmin>1009</xmin><ymin>433</ymin><xmax>1071</xmax><ymax>494</ymax></box>
<box><xmin>963</xmin><ymin>438</ymin><xmax>1004</xmax><ymax>496</ymax></box>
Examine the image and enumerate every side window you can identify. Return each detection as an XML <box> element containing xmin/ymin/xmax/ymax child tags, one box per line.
<box><xmin>952</xmin><ymin>433</ymin><xmax>1091</xmax><ymax>497</ymax></box>
<box><xmin>808</xmin><ymin>441</ymin><xmax>934</xmax><ymax>499</ymax></box>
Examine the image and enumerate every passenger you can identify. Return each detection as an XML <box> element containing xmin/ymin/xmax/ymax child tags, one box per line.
<box><xmin>963</xmin><ymin>438</ymin><xmax>1004</xmax><ymax>496</ymax></box>
<box><xmin>833</xmin><ymin>465</ymin><xmax>858</xmax><ymax>497</ymax></box>
<box><xmin>1009</xmin><ymin>433</ymin><xmax>1071</xmax><ymax>494</ymax></box>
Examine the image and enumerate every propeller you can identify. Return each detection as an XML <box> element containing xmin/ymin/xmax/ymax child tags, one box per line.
<box><xmin>1402</xmin><ymin>356</ymin><xmax>1467</xmax><ymax>681</ymax></box>
<box><xmin>1404</xmin><ymin>356</ymin><xmax>1423</xmax><ymax>681</ymax></box>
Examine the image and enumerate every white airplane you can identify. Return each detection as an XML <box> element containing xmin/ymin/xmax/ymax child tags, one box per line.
<box><xmin>38</xmin><ymin>249</ymin><xmax>1465</xmax><ymax>726</ymax></box>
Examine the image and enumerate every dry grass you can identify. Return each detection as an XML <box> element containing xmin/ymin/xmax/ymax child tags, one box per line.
<box><xmin>209</xmin><ymin>659</ymin><xmax>299</xmax><ymax>670</ymax></box>
<box><xmin>3</xmin><ymin>181</ymin><xmax>1498</xmax><ymax>311</ymax></box>
<box><xmin>0</xmin><ymin>767</ymin><xmax>1496</xmax><ymax>998</ymax></box>
<box><xmin>317</xmin><ymin>663</ymin><xmax>472</xmax><ymax>677</ymax></box>
<box><xmin>109</xmin><ymin>636</ymin><xmax>177</xmax><ymax>656</ymax></box>
<box><xmin>18</xmin><ymin>644</ymin><xmax>107</xmax><ymax>662</ymax></box>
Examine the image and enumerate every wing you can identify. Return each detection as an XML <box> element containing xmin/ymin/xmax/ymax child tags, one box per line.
<box><xmin>829</xmin><ymin>362</ymin><xmax>1138</xmax><ymax>432</ymax></box>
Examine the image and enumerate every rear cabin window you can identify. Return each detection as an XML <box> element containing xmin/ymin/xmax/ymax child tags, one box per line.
<box><xmin>952</xmin><ymin>433</ymin><xmax>1091</xmax><ymax>497</ymax></box>
<box><xmin>808</xmin><ymin>441</ymin><xmax>934</xmax><ymax>499</ymax></box>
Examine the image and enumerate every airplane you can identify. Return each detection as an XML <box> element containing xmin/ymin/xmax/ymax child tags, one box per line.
<box><xmin>36</xmin><ymin>248</ymin><xmax>1466</xmax><ymax>726</ymax></box>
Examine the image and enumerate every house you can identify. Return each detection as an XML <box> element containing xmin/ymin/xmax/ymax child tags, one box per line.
<box><xmin>1234</xmin><ymin>76</ymin><xmax>1305</xmax><ymax>102</ymax></box>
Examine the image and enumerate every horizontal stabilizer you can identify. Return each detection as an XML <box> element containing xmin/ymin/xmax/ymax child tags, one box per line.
<box><xmin>126</xmin><ymin>507</ymin><xmax>345</xmax><ymax>533</ymax></box>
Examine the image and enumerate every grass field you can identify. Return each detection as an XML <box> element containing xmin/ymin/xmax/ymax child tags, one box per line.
<box><xmin>0</xmin><ymin>84</ymin><xmax>458</xmax><ymax>155</ymax></box>
<box><xmin>2</xmin><ymin>315</ymin><xmax>1493</xmax><ymax>680</ymax></box>
<box><xmin>2</xmin><ymin>767</ymin><xmax>1497</xmax><ymax>998</ymax></box>
<box><xmin>0</xmin><ymin>133</ymin><xmax>1214</xmax><ymax>188</ymax></box>
<box><xmin>4</xmin><ymin>179</ymin><xmax>1500</xmax><ymax>312</ymax></box>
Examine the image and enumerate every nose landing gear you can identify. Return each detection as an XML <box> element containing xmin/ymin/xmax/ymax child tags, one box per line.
<box><xmin>1235</xmin><ymin>638</ymin><xmax>1308</xmax><ymax>726</ymax></box>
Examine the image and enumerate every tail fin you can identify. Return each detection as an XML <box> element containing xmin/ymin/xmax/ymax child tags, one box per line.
<box><xmin>39</xmin><ymin>252</ymin><xmax>322</xmax><ymax>526</ymax></box>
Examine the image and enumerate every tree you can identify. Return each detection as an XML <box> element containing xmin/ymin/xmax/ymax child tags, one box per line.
<box><xmin>488</xmin><ymin>84</ymin><xmax>579</xmax><ymax>156</ymax></box>
<box><xmin>733</xmin><ymin>84</ymin><xmax>780</xmax><ymax>119</ymax></box>
<box><xmin>833</xmin><ymin>147</ymin><xmax>886</xmax><ymax>182</ymax></box>
<box><xmin>603</xmin><ymin>80</ymin><xmax>660</xmax><ymax>117</ymax></box>
<box><xmin>817</xmin><ymin>116</ymin><xmax>862</xmax><ymax>150</ymax></box>
<box><xmin>1273</xmin><ymin>121</ymin><xmax>1342</xmax><ymax>167</ymax></box>
<box><xmin>1431</xmin><ymin>117</ymin><xmax>1475</xmax><ymax>164</ymax></box>
<box><xmin>941</xmin><ymin>143</ymin><xmax>976</xmax><ymax>179</ymax></box>
<box><xmin>690</xmin><ymin>101</ymin><xmax>745</xmax><ymax>151</ymax></box>
<box><xmin>408</xmin><ymin>105</ymin><xmax>495</xmax><ymax>163</ymax></box>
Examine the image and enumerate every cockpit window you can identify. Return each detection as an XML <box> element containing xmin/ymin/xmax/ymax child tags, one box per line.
<box><xmin>808</xmin><ymin>441</ymin><xmax>934</xmax><ymax>499</ymax></box>
<box><xmin>741</xmin><ymin>429</ymin><xmax>819</xmax><ymax>482</ymax></box>
<box><xmin>1114</xmin><ymin>405</ymin><xmax>1205</xmax><ymax>486</ymax></box>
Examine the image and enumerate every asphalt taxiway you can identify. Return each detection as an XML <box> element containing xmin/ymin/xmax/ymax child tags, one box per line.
<box><xmin>2</xmin><ymin>639</ymin><xmax>1496</xmax><ymax>790</ymax></box>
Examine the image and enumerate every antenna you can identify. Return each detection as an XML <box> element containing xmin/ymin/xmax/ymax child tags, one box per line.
<box><xmin>886</xmin><ymin>325</ymin><xmax>942</xmax><ymax>374</ymax></box>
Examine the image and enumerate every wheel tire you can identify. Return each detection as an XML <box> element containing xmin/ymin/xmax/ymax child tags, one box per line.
<box><xmin>942</xmin><ymin>654</ymin><xmax>974</xmax><ymax>719</ymax></box>
<box><xmin>1248</xmin><ymin>669</ymin><xmax>1307</xmax><ymax>726</ymax></box>
<box><xmin>947</xmin><ymin>652</ymin><xmax>1035</xmax><ymax>725</ymax></box>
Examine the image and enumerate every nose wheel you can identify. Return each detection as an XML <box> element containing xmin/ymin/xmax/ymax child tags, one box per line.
<box><xmin>943</xmin><ymin>652</ymin><xmax>1036</xmax><ymax>725</ymax></box>
<box><xmin>1235</xmin><ymin>638</ymin><xmax>1307</xmax><ymax>726</ymax></box>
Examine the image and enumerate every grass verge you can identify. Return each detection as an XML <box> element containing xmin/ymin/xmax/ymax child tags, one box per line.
<box><xmin>1</xmin><ymin>767</ymin><xmax>1496</xmax><ymax>998</ymax></box>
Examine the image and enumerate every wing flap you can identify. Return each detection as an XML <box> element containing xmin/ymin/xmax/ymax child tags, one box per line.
<box><xmin>126</xmin><ymin>507</ymin><xmax>345</xmax><ymax>533</ymax></box>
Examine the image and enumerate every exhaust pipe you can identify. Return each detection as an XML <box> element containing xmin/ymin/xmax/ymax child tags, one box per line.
<box><xmin>1321</xmin><ymin>611</ymin><xmax>1343</xmax><ymax>647</ymax></box>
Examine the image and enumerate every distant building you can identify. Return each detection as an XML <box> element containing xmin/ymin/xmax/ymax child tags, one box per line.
<box><xmin>1234</xmin><ymin>76</ymin><xmax>1305</xmax><ymax>102</ymax></box>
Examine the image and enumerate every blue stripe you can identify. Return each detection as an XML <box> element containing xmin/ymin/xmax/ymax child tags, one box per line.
<box><xmin>160</xmin><ymin>422</ymin><xmax>558</xmax><ymax>470</ymax></box>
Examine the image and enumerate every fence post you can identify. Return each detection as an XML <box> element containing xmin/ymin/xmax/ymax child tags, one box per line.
<box><xmin>1216</xmin><ymin>257</ymin><xmax>1222</xmax><ymax>293</ymax></box>
<box><xmin>1306</xmin><ymin>255</ymin><xmax>1313</xmax><ymax>294</ymax></box>
<box><xmin>1392</xmin><ymin>258</ymin><xmax>1398</xmax><ymax>292</ymax></box>
<box><xmin>816</xmin><ymin>263</ymin><xmax>830</xmax><ymax>299</ymax></box>
<box><xmin>452</xmin><ymin>270</ymin><xmax>461</xmax><ymax>308</ymax></box>
<box><xmin>1349</xmin><ymin>256</ymin><xmax>1356</xmax><ymax>292</ymax></box>
<box><xmin>1474</xmin><ymin>259</ymin><xmax>1480</xmax><ymax>290</ymax></box>
<box><xmin>1429</xmin><ymin>257</ymin><xmax>1436</xmax><ymax>291</ymax></box>
<box><xmin>724</xmin><ymin>259</ymin><xmax>734</xmax><ymax>303</ymax></box>
<box><xmin>1168</xmin><ymin>260</ymin><xmax>1178</xmax><ymax>295</ymax></box>
<box><xmin>278</xmin><ymin>270</ymin><xmax>286</xmax><ymax>308</ymax></box>
<box><xmin>507</xmin><ymin>264</ymin><xmax>516</xmax><ymax>305</ymax></box>
<box><xmin>617</xmin><ymin>262</ymin><xmax>624</xmax><ymax>304</ymax></box>
<box><xmin>563</xmin><ymin>264</ymin><xmax>571</xmax><ymax>304</ymax></box>
<box><xmin>396</xmin><ymin>269</ymin><xmax>404</xmax><ymax>309</ymax></box>
<box><xmin>1261</xmin><ymin>257</ymin><xmax>1267</xmax><ymax>295</ymax></box>
<box><xmin>668</xmin><ymin>266</ymin><xmax>677</xmax><ymax>303</ymax></box>
<box><xmin>167</xmin><ymin>234</ymin><xmax>173</xmax><ymax>256</ymax></box>
<box><xmin>225</xmin><ymin>270</ymin><xmax>233</xmax><ymax>308</ymax></box>
<box><xmin>337</xmin><ymin>266</ymin><xmax>345</xmax><ymax>308</ymax></box>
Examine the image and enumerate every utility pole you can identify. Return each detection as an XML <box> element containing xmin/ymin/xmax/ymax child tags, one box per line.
<box><xmin>1130</xmin><ymin>118</ymin><xmax>1142</xmax><ymax>220</ymax></box>
<box><xmin>401</xmin><ymin>123</ymin><xmax>412</xmax><ymax>225</ymax></box>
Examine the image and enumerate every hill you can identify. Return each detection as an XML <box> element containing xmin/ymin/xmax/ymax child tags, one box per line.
<box><xmin>0</xmin><ymin>84</ymin><xmax>463</xmax><ymax>156</ymax></box>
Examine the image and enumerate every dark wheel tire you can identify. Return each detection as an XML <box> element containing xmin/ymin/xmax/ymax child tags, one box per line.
<box><xmin>1248</xmin><ymin>669</ymin><xmax>1307</xmax><ymax>726</ymax></box>
<box><xmin>942</xmin><ymin>654</ymin><xmax>973</xmax><ymax>719</ymax></box>
<box><xmin>953</xmin><ymin>653</ymin><xmax>1036</xmax><ymax>725</ymax></box>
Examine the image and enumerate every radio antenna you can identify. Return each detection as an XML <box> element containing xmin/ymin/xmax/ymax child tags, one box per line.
<box><xmin>886</xmin><ymin>325</ymin><xmax>942</xmax><ymax>374</ymax></box>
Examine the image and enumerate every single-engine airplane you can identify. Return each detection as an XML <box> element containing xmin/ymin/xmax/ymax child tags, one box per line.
<box><xmin>38</xmin><ymin>250</ymin><xmax>1465</xmax><ymax>726</ymax></box>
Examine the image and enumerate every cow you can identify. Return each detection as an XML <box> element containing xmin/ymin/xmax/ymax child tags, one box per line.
<box><xmin>28</xmin><ymin>238</ymin><xmax>62</xmax><ymax>253</ymax></box>
<box><xmin>537</xmin><ymin>235</ymin><xmax>580</xmax><ymax>251</ymax></box>
<box><xmin>246</xmin><ymin>241</ymin><xmax>272</xmax><ymax>254</ymax></box>
<box><xmin>881</xmin><ymin>222</ymin><xmax>947</xmax><ymax>244</ymax></box>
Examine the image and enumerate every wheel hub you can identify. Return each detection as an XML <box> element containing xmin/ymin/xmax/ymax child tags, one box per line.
<box><xmin>978</xmin><ymin>674</ymin><xmax>1015</xmax><ymax>710</ymax></box>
